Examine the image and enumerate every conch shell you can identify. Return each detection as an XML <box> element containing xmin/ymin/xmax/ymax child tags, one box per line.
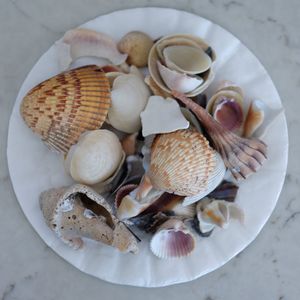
<box><xmin>20</xmin><ymin>65</ymin><xmax>111</xmax><ymax>154</ymax></box>
<box><xmin>65</xmin><ymin>130</ymin><xmax>125</xmax><ymax>185</ymax></box>
<box><xmin>39</xmin><ymin>184</ymin><xmax>138</xmax><ymax>253</ymax></box>
<box><xmin>56</xmin><ymin>28</ymin><xmax>127</xmax><ymax>70</ymax></box>
<box><xmin>148</xmin><ymin>34</ymin><xmax>216</xmax><ymax>97</ymax></box>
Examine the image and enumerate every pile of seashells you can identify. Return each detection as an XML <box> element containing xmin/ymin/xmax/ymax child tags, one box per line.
<box><xmin>20</xmin><ymin>28</ymin><xmax>271</xmax><ymax>259</ymax></box>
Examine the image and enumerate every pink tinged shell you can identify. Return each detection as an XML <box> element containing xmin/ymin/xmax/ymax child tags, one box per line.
<box><xmin>157</xmin><ymin>61</ymin><xmax>203</xmax><ymax>94</ymax></box>
<box><xmin>57</xmin><ymin>28</ymin><xmax>127</xmax><ymax>70</ymax></box>
<box><xmin>213</xmin><ymin>98</ymin><xmax>244</xmax><ymax>132</ymax></box>
<box><xmin>172</xmin><ymin>91</ymin><xmax>268</xmax><ymax>181</ymax></box>
<box><xmin>150</xmin><ymin>219</ymin><xmax>196</xmax><ymax>259</ymax></box>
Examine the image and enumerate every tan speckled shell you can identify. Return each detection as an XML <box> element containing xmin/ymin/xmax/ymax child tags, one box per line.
<box><xmin>148</xmin><ymin>129</ymin><xmax>216</xmax><ymax>196</ymax></box>
<box><xmin>20</xmin><ymin>65</ymin><xmax>111</xmax><ymax>154</ymax></box>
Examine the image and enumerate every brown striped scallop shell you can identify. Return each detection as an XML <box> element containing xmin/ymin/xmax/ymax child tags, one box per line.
<box><xmin>20</xmin><ymin>65</ymin><xmax>111</xmax><ymax>153</ymax></box>
<box><xmin>148</xmin><ymin>129</ymin><xmax>216</xmax><ymax>196</ymax></box>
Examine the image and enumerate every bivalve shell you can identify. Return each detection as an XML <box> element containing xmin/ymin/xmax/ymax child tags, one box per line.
<box><xmin>20</xmin><ymin>65</ymin><xmax>111</xmax><ymax>154</ymax></box>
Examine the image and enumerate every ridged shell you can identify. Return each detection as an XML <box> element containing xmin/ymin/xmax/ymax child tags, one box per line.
<box><xmin>150</xmin><ymin>219</ymin><xmax>196</xmax><ymax>259</ymax></box>
<box><xmin>148</xmin><ymin>34</ymin><xmax>216</xmax><ymax>97</ymax></box>
<box><xmin>20</xmin><ymin>65</ymin><xmax>111</xmax><ymax>154</ymax></box>
<box><xmin>148</xmin><ymin>129</ymin><xmax>216</xmax><ymax>196</ymax></box>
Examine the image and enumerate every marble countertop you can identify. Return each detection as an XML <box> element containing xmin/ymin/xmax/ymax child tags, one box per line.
<box><xmin>0</xmin><ymin>0</ymin><xmax>299</xmax><ymax>299</ymax></box>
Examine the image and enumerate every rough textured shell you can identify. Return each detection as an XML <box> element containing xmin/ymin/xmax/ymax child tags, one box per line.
<box><xmin>148</xmin><ymin>34</ymin><xmax>216</xmax><ymax>97</ymax></box>
<box><xmin>148</xmin><ymin>129</ymin><xmax>216</xmax><ymax>196</ymax></box>
<box><xmin>20</xmin><ymin>65</ymin><xmax>111</xmax><ymax>154</ymax></box>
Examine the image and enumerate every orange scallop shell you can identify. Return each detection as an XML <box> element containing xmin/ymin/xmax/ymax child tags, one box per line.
<box><xmin>20</xmin><ymin>65</ymin><xmax>111</xmax><ymax>153</ymax></box>
<box><xmin>148</xmin><ymin>129</ymin><xmax>216</xmax><ymax>196</ymax></box>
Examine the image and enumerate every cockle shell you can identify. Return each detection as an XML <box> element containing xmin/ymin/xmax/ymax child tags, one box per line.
<box><xmin>39</xmin><ymin>184</ymin><xmax>138</xmax><ymax>253</ymax></box>
<box><xmin>138</xmin><ymin>129</ymin><xmax>217</xmax><ymax>197</ymax></box>
<box><xmin>196</xmin><ymin>198</ymin><xmax>244</xmax><ymax>234</ymax></box>
<box><xmin>150</xmin><ymin>219</ymin><xmax>196</xmax><ymax>258</ymax></box>
<box><xmin>108</xmin><ymin>73</ymin><xmax>151</xmax><ymax>133</ymax></box>
<box><xmin>173</xmin><ymin>91</ymin><xmax>268</xmax><ymax>181</ymax></box>
<box><xmin>56</xmin><ymin>28</ymin><xmax>127</xmax><ymax>70</ymax></box>
<box><xmin>243</xmin><ymin>99</ymin><xmax>265</xmax><ymax>138</ymax></box>
<box><xmin>182</xmin><ymin>152</ymin><xmax>226</xmax><ymax>206</ymax></box>
<box><xmin>149</xmin><ymin>34</ymin><xmax>216</xmax><ymax>97</ymax></box>
<box><xmin>65</xmin><ymin>130</ymin><xmax>124</xmax><ymax>185</ymax></box>
<box><xmin>118</xmin><ymin>31</ymin><xmax>154</xmax><ymax>67</ymax></box>
<box><xmin>140</xmin><ymin>96</ymin><xmax>189</xmax><ymax>137</ymax></box>
<box><xmin>20</xmin><ymin>65</ymin><xmax>111</xmax><ymax>154</ymax></box>
<box><xmin>206</xmin><ymin>87</ymin><xmax>244</xmax><ymax>133</ymax></box>
<box><xmin>156</xmin><ymin>61</ymin><xmax>203</xmax><ymax>94</ymax></box>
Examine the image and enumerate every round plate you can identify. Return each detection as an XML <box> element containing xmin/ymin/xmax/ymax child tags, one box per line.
<box><xmin>7</xmin><ymin>8</ymin><xmax>288</xmax><ymax>287</ymax></box>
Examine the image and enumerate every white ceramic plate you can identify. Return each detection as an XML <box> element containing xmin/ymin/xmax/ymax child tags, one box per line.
<box><xmin>7</xmin><ymin>8</ymin><xmax>288</xmax><ymax>287</ymax></box>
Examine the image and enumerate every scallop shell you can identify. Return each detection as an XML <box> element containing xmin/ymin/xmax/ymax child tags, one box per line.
<box><xmin>56</xmin><ymin>28</ymin><xmax>127</xmax><ymax>70</ymax></box>
<box><xmin>65</xmin><ymin>130</ymin><xmax>125</xmax><ymax>188</ymax></box>
<box><xmin>39</xmin><ymin>184</ymin><xmax>138</xmax><ymax>253</ymax></box>
<box><xmin>140</xmin><ymin>96</ymin><xmax>189</xmax><ymax>137</ymax></box>
<box><xmin>149</xmin><ymin>34</ymin><xmax>216</xmax><ymax>97</ymax></box>
<box><xmin>150</xmin><ymin>219</ymin><xmax>196</xmax><ymax>259</ymax></box>
<box><xmin>145</xmin><ymin>129</ymin><xmax>217</xmax><ymax>196</ymax></box>
<box><xmin>20</xmin><ymin>65</ymin><xmax>111</xmax><ymax>154</ymax></box>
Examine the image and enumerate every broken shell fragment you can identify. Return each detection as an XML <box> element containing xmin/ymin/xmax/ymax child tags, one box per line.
<box><xmin>243</xmin><ymin>99</ymin><xmax>265</xmax><ymax>138</ymax></box>
<box><xmin>20</xmin><ymin>65</ymin><xmax>111</xmax><ymax>154</ymax></box>
<box><xmin>145</xmin><ymin>75</ymin><xmax>172</xmax><ymax>98</ymax></box>
<box><xmin>56</xmin><ymin>28</ymin><xmax>127</xmax><ymax>70</ymax></box>
<box><xmin>39</xmin><ymin>184</ymin><xmax>138</xmax><ymax>253</ymax></box>
<box><xmin>149</xmin><ymin>34</ymin><xmax>216</xmax><ymax>97</ymax></box>
<box><xmin>65</xmin><ymin>130</ymin><xmax>124</xmax><ymax>185</ymax></box>
<box><xmin>157</xmin><ymin>61</ymin><xmax>203</xmax><ymax>94</ymax></box>
<box><xmin>208</xmin><ymin>180</ymin><xmax>239</xmax><ymax>202</ymax></box>
<box><xmin>118</xmin><ymin>31</ymin><xmax>154</xmax><ymax>67</ymax></box>
<box><xmin>150</xmin><ymin>219</ymin><xmax>196</xmax><ymax>259</ymax></box>
<box><xmin>140</xmin><ymin>96</ymin><xmax>189</xmax><ymax>137</ymax></box>
<box><xmin>108</xmin><ymin>73</ymin><xmax>151</xmax><ymax>133</ymax></box>
<box><xmin>173</xmin><ymin>91</ymin><xmax>268</xmax><ymax>181</ymax></box>
<box><xmin>196</xmin><ymin>198</ymin><xmax>244</xmax><ymax>234</ymax></box>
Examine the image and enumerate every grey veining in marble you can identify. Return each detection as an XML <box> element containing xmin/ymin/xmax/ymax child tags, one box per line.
<box><xmin>0</xmin><ymin>0</ymin><xmax>299</xmax><ymax>299</ymax></box>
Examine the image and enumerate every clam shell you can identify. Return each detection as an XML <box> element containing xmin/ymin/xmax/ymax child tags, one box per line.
<box><xmin>149</xmin><ymin>34</ymin><xmax>216</xmax><ymax>97</ymax></box>
<box><xmin>216</xmin><ymin>80</ymin><xmax>244</xmax><ymax>97</ymax></box>
<box><xmin>163</xmin><ymin>45</ymin><xmax>212</xmax><ymax>74</ymax></box>
<box><xmin>39</xmin><ymin>184</ymin><xmax>138</xmax><ymax>253</ymax></box>
<box><xmin>156</xmin><ymin>61</ymin><xmax>203</xmax><ymax>94</ymax></box>
<box><xmin>148</xmin><ymin>129</ymin><xmax>216</xmax><ymax>196</ymax></box>
<box><xmin>20</xmin><ymin>65</ymin><xmax>111</xmax><ymax>154</ymax></box>
<box><xmin>183</xmin><ymin>152</ymin><xmax>226</xmax><ymax>206</ymax></box>
<box><xmin>150</xmin><ymin>219</ymin><xmax>196</xmax><ymax>258</ymax></box>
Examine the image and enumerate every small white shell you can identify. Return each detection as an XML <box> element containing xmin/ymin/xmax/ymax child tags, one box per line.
<box><xmin>150</xmin><ymin>219</ymin><xmax>196</xmax><ymax>259</ymax></box>
<box><xmin>157</xmin><ymin>61</ymin><xmax>203</xmax><ymax>93</ymax></box>
<box><xmin>140</xmin><ymin>96</ymin><xmax>189</xmax><ymax>136</ymax></box>
<box><xmin>108</xmin><ymin>74</ymin><xmax>151</xmax><ymax>133</ymax></box>
<box><xmin>163</xmin><ymin>45</ymin><xmax>212</xmax><ymax>74</ymax></box>
<box><xmin>196</xmin><ymin>198</ymin><xmax>244</xmax><ymax>233</ymax></box>
<box><xmin>65</xmin><ymin>130</ymin><xmax>124</xmax><ymax>185</ymax></box>
<box><xmin>56</xmin><ymin>28</ymin><xmax>127</xmax><ymax>70</ymax></box>
<box><xmin>183</xmin><ymin>152</ymin><xmax>226</xmax><ymax>206</ymax></box>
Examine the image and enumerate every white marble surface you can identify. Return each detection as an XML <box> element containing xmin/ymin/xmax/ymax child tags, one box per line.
<box><xmin>0</xmin><ymin>0</ymin><xmax>299</xmax><ymax>299</ymax></box>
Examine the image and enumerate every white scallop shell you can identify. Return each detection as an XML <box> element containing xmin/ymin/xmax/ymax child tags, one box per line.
<box><xmin>150</xmin><ymin>219</ymin><xmax>196</xmax><ymax>259</ymax></box>
<box><xmin>65</xmin><ymin>130</ymin><xmax>124</xmax><ymax>185</ymax></box>
<box><xmin>183</xmin><ymin>152</ymin><xmax>226</xmax><ymax>206</ymax></box>
<box><xmin>156</xmin><ymin>61</ymin><xmax>203</xmax><ymax>93</ymax></box>
<box><xmin>108</xmin><ymin>73</ymin><xmax>151</xmax><ymax>133</ymax></box>
<box><xmin>140</xmin><ymin>95</ymin><xmax>189</xmax><ymax>137</ymax></box>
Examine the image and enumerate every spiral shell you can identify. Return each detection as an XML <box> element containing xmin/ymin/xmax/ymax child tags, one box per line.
<box><xmin>20</xmin><ymin>65</ymin><xmax>111</xmax><ymax>154</ymax></box>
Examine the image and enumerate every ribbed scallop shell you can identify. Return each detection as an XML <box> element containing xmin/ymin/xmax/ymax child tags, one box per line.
<box><xmin>20</xmin><ymin>65</ymin><xmax>111</xmax><ymax>153</ymax></box>
<box><xmin>148</xmin><ymin>129</ymin><xmax>216</xmax><ymax>196</ymax></box>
